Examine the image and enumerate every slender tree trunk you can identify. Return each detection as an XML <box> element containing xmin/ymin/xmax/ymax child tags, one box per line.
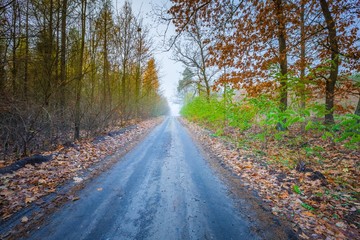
<box><xmin>121</xmin><ymin>60</ymin><xmax>126</xmax><ymax>124</ymax></box>
<box><xmin>203</xmin><ymin>71</ymin><xmax>210</xmax><ymax>101</ymax></box>
<box><xmin>135</xmin><ymin>65</ymin><xmax>140</xmax><ymax>119</ymax></box>
<box><xmin>300</xmin><ymin>2</ymin><xmax>306</xmax><ymax>110</ymax></box>
<box><xmin>135</xmin><ymin>28</ymin><xmax>141</xmax><ymax>119</ymax></box>
<box><xmin>120</xmin><ymin>10</ymin><xmax>129</xmax><ymax>123</ymax></box>
<box><xmin>0</xmin><ymin>20</ymin><xmax>7</xmax><ymax>93</ymax></box>
<box><xmin>319</xmin><ymin>0</ymin><xmax>338</xmax><ymax>125</ymax></box>
<box><xmin>24</xmin><ymin>0</ymin><xmax>29</xmax><ymax>100</ymax></box>
<box><xmin>0</xmin><ymin>40</ymin><xmax>5</xmax><ymax>93</ymax></box>
<box><xmin>90</xmin><ymin>19</ymin><xmax>96</xmax><ymax>106</ymax></box>
<box><xmin>274</xmin><ymin>0</ymin><xmax>288</xmax><ymax>130</ymax></box>
<box><xmin>12</xmin><ymin>0</ymin><xmax>17</xmax><ymax>95</ymax></box>
<box><xmin>55</xmin><ymin>1</ymin><xmax>60</xmax><ymax>107</ymax></box>
<box><xmin>74</xmin><ymin>0</ymin><xmax>86</xmax><ymax>140</ymax></box>
<box><xmin>90</xmin><ymin>60</ymin><xmax>95</xmax><ymax>105</ymax></box>
<box><xmin>223</xmin><ymin>80</ymin><xmax>227</xmax><ymax>128</ymax></box>
<box><xmin>299</xmin><ymin>1</ymin><xmax>306</xmax><ymax>132</ymax></box>
<box><xmin>121</xmin><ymin>30</ymin><xmax>128</xmax><ymax>123</ymax></box>
<box><xmin>60</xmin><ymin>0</ymin><xmax>67</xmax><ymax>109</ymax></box>
<box><xmin>199</xmin><ymin>46</ymin><xmax>210</xmax><ymax>101</ymax></box>
<box><xmin>103</xmin><ymin>6</ymin><xmax>110</xmax><ymax>111</ymax></box>
<box><xmin>43</xmin><ymin>0</ymin><xmax>54</xmax><ymax>106</ymax></box>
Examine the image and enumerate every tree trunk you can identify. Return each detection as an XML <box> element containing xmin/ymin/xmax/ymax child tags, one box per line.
<box><xmin>55</xmin><ymin>1</ymin><xmax>60</xmax><ymax>108</ymax></box>
<box><xmin>121</xmin><ymin>60</ymin><xmax>127</xmax><ymax>124</ymax></box>
<box><xmin>299</xmin><ymin>2</ymin><xmax>306</xmax><ymax>132</ymax></box>
<box><xmin>300</xmin><ymin>2</ymin><xmax>306</xmax><ymax>110</ymax></box>
<box><xmin>319</xmin><ymin>0</ymin><xmax>338</xmax><ymax>125</ymax></box>
<box><xmin>135</xmin><ymin>28</ymin><xmax>142</xmax><ymax>119</ymax></box>
<box><xmin>12</xmin><ymin>0</ymin><xmax>18</xmax><ymax>95</ymax></box>
<box><xmin>60</xmin><ymin>0</ymin><xmax>67</xmax><ymax>108</ymax></box>
<box><xmin>198</xmin><ymin>28</ymin><xmax>210</xmax><ymax>101</ymax></box>
<box><xmin>0</xmin><ymin>40</ymin><xmax>5</xmax><ymax>93</ymax></box>
<box><xmin>24</xmin><ymin>0</ymin><xmax>29</xmax><ymax>100</ymax></box>
<box><xmin>274</xmin><ymin>0</ymin><xmax>288</xmax><ymax>130</ymax></box>
<box><xmin>102</xmin><ymin>5</ymin><xmax>110</xmax><ymax>111</ymax></box>
<box><xmin>43</xmin><ymin>0</ymin><xmax>54</xmax><ymax>106</ymax></box>
<box><xmin>90</xmin><ymin>19</ymin><xmax>96</xmax><ymax>106</ymax></box>
<box><xmin>74</xmin><ymin>0</ymin><xmax>86</xmax><ymax>140</ymax></box>
<box><xmin>202</xmin><ymin>69</ymin><xmax>210</xmax><ymax>101</ymax></box>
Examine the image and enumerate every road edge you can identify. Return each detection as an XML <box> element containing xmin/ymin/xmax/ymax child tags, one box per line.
<box><xmin>0</xmin><ymin>118</ymin><xmax>165</xmax><ymax>240</ymax></box>
<box><xmin>178</xmin><ymin>117</ymin><xmax>299</xmax><ymax>240</ymax></box>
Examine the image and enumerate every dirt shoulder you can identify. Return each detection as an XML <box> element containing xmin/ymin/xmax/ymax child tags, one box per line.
<box><xmin>0</xmin><ymin>117</ymin><xmax>163</xmax><ymax>239</ymax></box>
<box><xmin>180</xmin><ymin>117</ymin><xmax>359</xmax><ymax>240</ymax></box>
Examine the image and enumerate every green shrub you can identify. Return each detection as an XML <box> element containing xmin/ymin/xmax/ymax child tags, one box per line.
<box><xmin>181</xmin><ymin>92</ymin><xmax>359</xmax><ymax>151</ymax></box>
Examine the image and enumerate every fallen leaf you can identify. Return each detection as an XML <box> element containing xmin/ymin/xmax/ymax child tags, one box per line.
<box><xmin>0</xmin><ymin>190</ymin><xmax>14</xmax><ymax>197</ymax></box>
<box><xmin>73</xmin><ymin>177</ymin><xmax>83</xmax><ymax>183</ymax></box>
<box><xmin>72</xmin><ymin>196</ymin><xmax>80</xmax><ymax>201</ymax></box>
<box><xmin>335</xmin><ymin>222</ymin><xmax>347</xmax><ymax>229</ymax></box>
<box><xmin>302</xmin><ymin>211</ymin><xmax>315</xmax><ymax>217</ymax></box>
<box><xmin>279</xmin><ymin>191</ymin><xmax>289</xmax><ymax>199</ymax></box>
<box><xmin>38</xmin><ymin>179</ymin><xmax>47</xmax><ymax>184</ymax></box>
<box><xmin>25</xmin><ymin>196</ymin><xmax>37</xmax><ymax>204</ymax></box>
<box><xmin>21</xmin><ymin>216</ymin><xmax>28</xmax><ymax>223</ymax></box>
<box><xmin>299</xmin><ymin>233</ymin><xmax>309</xmax><ymax>239</ymax></box>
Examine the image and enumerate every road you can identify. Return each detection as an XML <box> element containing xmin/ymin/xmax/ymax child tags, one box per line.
<box><xmin>26</xmin><ymin>117</ymin><xmax>286</xmax><ymax>240</ymax></box>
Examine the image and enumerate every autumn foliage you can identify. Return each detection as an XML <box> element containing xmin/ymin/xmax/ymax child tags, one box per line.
<box><xmin>169</xmin><ymin>0</ymin><xmax>359</xmax><ymax>121</ymax></box>
<box><xmin>169</xmin><ymin>0</ymin><xmax>359</xmax><ymax>239</ymax></box>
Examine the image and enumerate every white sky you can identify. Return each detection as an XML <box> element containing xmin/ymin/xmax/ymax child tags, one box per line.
<box><xmin>114</xmin><ymin>0</ymin><xmax>183</xmax><ymax>115</ymax></box>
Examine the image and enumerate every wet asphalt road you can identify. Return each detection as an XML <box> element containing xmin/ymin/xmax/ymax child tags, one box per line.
<box><xmin>27</xmin><ymin>117</ymin><xmax>260</xmax><ymax>240</ymax></box>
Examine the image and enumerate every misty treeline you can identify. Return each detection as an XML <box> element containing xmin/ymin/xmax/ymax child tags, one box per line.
<box><xmin>0</xmin><ymin>0</ymin><xmax>169</xmax><ymax>160</ymax></box>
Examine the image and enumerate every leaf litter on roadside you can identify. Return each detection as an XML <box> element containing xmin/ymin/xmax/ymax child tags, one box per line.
<box><xmin>0</xmin><ymin>118</ymin><xmax>163</xmax><ymax>221</ymax></box>
<box><xmin>182</xmin><ymin>118</ymin><xmax>359</xmax><ymax>240</ymax></box>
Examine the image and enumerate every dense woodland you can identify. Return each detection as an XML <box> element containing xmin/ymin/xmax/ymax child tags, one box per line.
<box><xmin>0</xmin><ymin>0</ymin><xmax>169</xmax><ymax>161</ymax></box>
<box><xmin>168</xmin><ymin>0</ymin><xmax>359</xmax><ymax>146</ymax></box>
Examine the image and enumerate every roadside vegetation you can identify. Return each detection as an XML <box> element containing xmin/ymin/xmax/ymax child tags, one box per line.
<box><xmin>179</xmin><ymin>70</ymin><xmax>359</xmax><ymax>239</ymax></box>
<box><xmin>167</xmin><ymin>0</ymin><xmax>359</xmax><ymax>239</ymax></box>
<box><xmin>0</xmin><ymin>0</ymin><xmax>169</xmax><ymax>167</ymax></box>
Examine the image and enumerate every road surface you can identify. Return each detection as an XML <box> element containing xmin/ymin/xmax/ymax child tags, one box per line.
<box><xmin>26</xmin><ymin>117</ymin><xmax>286</xmax><ymax>240</ymax></box>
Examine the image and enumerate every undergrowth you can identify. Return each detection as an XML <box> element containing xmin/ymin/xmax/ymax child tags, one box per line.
<box><xmin>181</xmin><ymin>93</ymin><xmax>359</xmax><ymax>171</ymax></box>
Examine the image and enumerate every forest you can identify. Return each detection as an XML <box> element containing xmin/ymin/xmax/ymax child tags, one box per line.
<box><xmin>168</xmin><ymin>0</ymin><xmax>359</xmax><ymax>237</ymax></box>
<box><xmin>0</xmin><ymin>0</ymin><xmax>359</xmax><ymax>238</ymax></box>
<box><xmin>0</xmin><ymin>0</ymin><xmax>169</xmax><ymax>162</ymax></box>
<box><xmin>168</xmin><ymin>0</ymin><xmax>359</xmax><ymax>157</ymax></box>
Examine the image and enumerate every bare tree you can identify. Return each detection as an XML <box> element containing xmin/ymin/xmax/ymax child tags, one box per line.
<box><xmin>172</xmin><ymin>17</ymin><xmax>218</xmax><ymax>101</ymax></box>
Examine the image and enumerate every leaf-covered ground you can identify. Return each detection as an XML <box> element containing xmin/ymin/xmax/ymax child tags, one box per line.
<box><xmin>0</xmin><ymin>118</ymin><xmax>163</xmax><ymax>221</ymax></box>
<box><xmin>182</xmin><ymin>118</ymin><xmax>359</xmax><ymax>240</ymax></box>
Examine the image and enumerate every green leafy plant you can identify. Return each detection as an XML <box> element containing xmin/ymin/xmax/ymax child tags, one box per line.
<box><xmin>301</xmin><ymin>203</ymin><xmax>315</xmax><ymax>211</ymax></box>
<box><xmin>293</xmin><ymin>185</ymin><xmax>302</xmax><ymax>194</ymax></box>
<box><xmin>333</xmin><ymin>114</ymin><xmax>360</xmax><ymax>149</ymax></box>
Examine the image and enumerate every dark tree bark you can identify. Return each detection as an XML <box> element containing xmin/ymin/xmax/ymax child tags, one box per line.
<box><xmin>0</xmin><ymin>17</ymin><xmax>7</xmax><ymax>93</ymax></box>
<box><xmin>60</xmin><ymin>0</ymin><xmax>67</xmax><ymax>108</ymax></box>
<box><xmin>319</xmin><ymin>0</ymin><xmax>339</xmax><ymax>124</ymax></box>
<box><xmin>74</xmin><ymin>0</ymin><xmax>86</xmax><ymax>140</ymax></box>
<box><xmin>274</xmin><ymin>0</ymin><xmax>288</xmax><ymax>130</ymax></box>
<box><xmin>102</xmin><ymin>2</ymin><xmax>111</xmax><ymax>111</ymax></box>
<box><xmin>24</xmin><ymin>0</ymin><xmax>29</xmax><ymax>99</ymax></box>
<box><xmin>11</xmin><ymin>0</ymin><xmax>18</xmax><ymax>95</ymax></box>
<box><xmin>299</xmin><ymin>1</ymin><xmax>307</xmax><ymax>132</ymax></box>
